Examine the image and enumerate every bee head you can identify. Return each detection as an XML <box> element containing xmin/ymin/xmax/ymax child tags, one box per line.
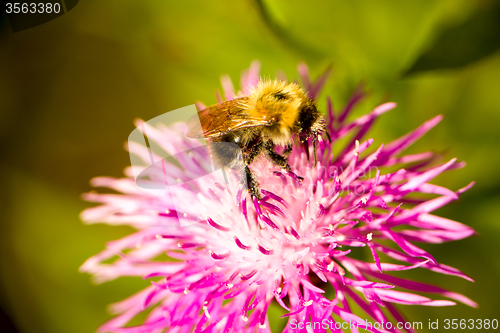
<box><xmin>296</xmin><ymin>101</ymin><xmax>324</xmax><ymax>142</ymax></box>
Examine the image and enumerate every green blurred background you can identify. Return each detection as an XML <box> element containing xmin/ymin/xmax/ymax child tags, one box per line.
<box><xmin>1</xmin><ymin>0</ymin><xmax>499</xmax><ymax>332</ymax></box>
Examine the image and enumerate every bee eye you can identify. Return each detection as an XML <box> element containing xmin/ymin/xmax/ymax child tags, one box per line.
<box><xmin>272</xmin><ymin>92</ymin><xmax>288</xmax><ymax>101</ymax></box>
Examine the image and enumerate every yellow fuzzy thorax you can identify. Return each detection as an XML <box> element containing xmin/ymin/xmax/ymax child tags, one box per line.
<box><xmin>243</xmin><ymin>80</ymin><xmax>309</xmax><ymax>144</ymax></box>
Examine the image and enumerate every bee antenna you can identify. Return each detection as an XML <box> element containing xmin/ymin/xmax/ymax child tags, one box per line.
<box><xmin>325</xmin><ymin>131</ymin><xmax>331</xmax><ymax>144</ymax></box>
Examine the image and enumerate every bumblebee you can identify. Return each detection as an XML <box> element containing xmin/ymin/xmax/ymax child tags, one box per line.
<box><xmin>187</xmin><ymin>80</ymin><xmax>325</xmax><ymax>199</ymax></box>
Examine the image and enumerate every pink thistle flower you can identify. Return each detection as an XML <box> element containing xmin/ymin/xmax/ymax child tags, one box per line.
<box><xmin>81</xmin><ymin>61</ymin><xmax>476</xmax><ymax>333</ymax></box>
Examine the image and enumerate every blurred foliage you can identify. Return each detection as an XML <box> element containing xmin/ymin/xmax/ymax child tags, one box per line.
<box><xmin>406</xmin><ymin>1</ymin><xmax>500</xmax><ymax>74</ymax></box>
<box><xmin>0</xmin><ymin>0</ymin><xmax>499</xmax><ymax>332</ymax></box>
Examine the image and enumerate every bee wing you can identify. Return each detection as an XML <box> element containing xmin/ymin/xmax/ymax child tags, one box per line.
<box><xmin>187</xmin><ymin>97</ymin><xmax>269</xmax><ymax>138</ymax></box>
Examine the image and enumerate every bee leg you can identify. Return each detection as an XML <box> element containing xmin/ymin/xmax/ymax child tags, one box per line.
<box><xmin>240</xmin><ymin>140</ymin><xmax>263</xmax><ymax>200</ymax></box>
<box><xmin>264</xmin><ymin>141</ymin><xmax>290</xmax><ymax>171</ymax></box>
<box><xmin>264</xmin><ymin>141</ymin><xmax>304</xmax><ymax>182</ymax></box>
<box><xmin>244</xmin><ymin>165</ymin><xmax>261</xmax><ymax>200</ymax></box>
<box><xmin>245</xmin><ymin>140</ymin><xmax>264</xmax><ymax>165</ymax></box>
<box><xmin>282</xmin><ymin>144</ymin><xmax>293</xmax><ymax>158</ymax></box>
